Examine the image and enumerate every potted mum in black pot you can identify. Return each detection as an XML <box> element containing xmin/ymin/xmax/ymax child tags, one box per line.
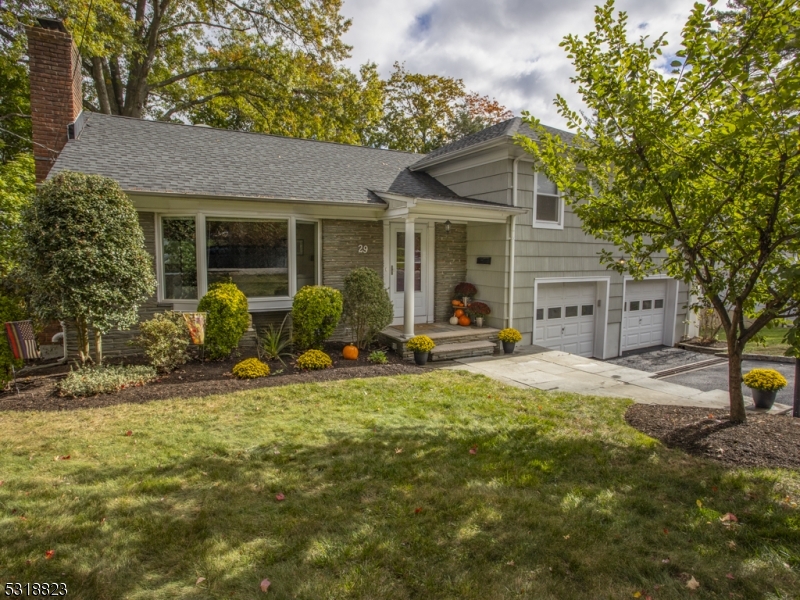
<box><xmin>743</xmin><ymin>368</ymin><xmax>787</xmax><ymax>410</ymax></box>
<box><xmin>498</xmin><ymin>328</ymin><xmax>522</xmax><ymax>354</ymax></box>
<box><xmin>406</xmin><ymin>335</ymin><xmax>435</xmax><ymax>366</ymax></box>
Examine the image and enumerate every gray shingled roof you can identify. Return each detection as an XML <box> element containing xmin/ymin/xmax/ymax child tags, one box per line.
<box><xmin>411</xmin><ymin>117</ymin><xmax>575</xmax><ymax>169</ymax></box>
<box><xmin>49</xmin><ymin>113</ymin><xmax>477</xmax><ymax>205</ymax></box>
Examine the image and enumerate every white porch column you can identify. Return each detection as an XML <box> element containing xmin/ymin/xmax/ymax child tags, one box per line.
<box><xmin>403</xmin><ymin>216</ymin><xmax>416</xmax><ymax>338</ymax></box>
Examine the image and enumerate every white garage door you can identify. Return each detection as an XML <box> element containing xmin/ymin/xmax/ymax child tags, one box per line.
<box><xmin>534</xmin><ymin>282</ymin><xmax>596</xmax><ymax>357</ymax></box>
<box><xmin>622</xmin><ymin>280</ymin><xmax>668</xmax><ymax>351</ymax></box>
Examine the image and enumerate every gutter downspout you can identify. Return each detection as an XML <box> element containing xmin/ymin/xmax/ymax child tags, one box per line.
<box><xmin>507</xmin><ymin>156</ymin><xmax>522</xmax><ymax>328</ymax></box>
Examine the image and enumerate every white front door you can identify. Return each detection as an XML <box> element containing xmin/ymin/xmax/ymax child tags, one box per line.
<box><xmin>622</xmin><ymin>280</ymin><xmax>667</xmax><ymax>351</ymax></box>
<box><xmin>534</xmin><ymin>282</ymin><xmax>597</xmax><ymax>357</ymax></box>
<box><xmin>390</xmin><ymin>223</ymin><xmax>427</xmax><ymax>323</ymax></box>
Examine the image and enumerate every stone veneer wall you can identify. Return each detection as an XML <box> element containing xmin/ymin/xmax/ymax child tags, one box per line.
<box><xmin>321</xmin><ymin>219</ymin><xmax>384</xmax><ymax>341</ymax></box>
<box><xmin>434</xmin><ymin>223</ymin><xmax>467</xmax><ymax>323</ymax></box>
<box><xmin>65</xmin><ymin>212</ymin><xmax>161</xmax><ymax>359</ymax></box>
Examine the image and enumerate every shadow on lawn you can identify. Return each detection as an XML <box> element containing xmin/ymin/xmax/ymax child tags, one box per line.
<box><xmin>3</xmin><ymin>419</ymin><xmax>798</xmax><ymax>599</ymax></box>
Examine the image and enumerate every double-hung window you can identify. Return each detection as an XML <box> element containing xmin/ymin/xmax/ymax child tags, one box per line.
<box><xmin>533</xmin><ymin>172</ymin><xmax>563</xmax><ymax>229</ymax></box>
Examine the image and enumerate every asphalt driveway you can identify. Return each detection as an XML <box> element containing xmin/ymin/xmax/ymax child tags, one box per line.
<box><xmin>609</xmin><ymin>346</ymin><xmax>796</xmax><ymax>407</ymax></box>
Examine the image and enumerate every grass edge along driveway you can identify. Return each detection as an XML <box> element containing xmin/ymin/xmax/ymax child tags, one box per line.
<box><xmin>0</xmin><ymin>370</ymin><xmax>797</xmax><ymax>599</ymax></box>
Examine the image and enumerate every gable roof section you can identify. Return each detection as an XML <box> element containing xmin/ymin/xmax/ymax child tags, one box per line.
<box><xmin>49</xmin><ymin>113</ymin><xmax>473</xmax><ymax>205</ymax></box>
<box><xmin>410</xmin><ymin>117</ymin><xmax>575</xmax><ymax>170</ymax></box>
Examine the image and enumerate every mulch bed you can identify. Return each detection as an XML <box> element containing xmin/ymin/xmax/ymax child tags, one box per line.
<box><xmin>0</xmin><ymin>342</ymin><xmax>421</xmax><ymax>412</ymax></box>
<box><xmin>626</xmin><ymin>404</ymin><xmax>800</xmax><ymax>470</ymax></box>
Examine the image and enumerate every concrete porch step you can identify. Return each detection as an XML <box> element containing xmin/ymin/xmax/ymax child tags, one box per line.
<box><xmin>430</xmin><ymin>340</ymin><xmax>497</xmax><ymax>362</ymax></box>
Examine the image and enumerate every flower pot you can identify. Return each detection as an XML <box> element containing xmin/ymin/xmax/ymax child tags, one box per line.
<box><xmin>449</xmin><ymin>315</ymin><xmax>458</xmax><ymax>325</ymax></box>
<box><xmin>462</xmin><ymin>296</ymin><xmax>470</xmax><ymax>307</ymax></box>
<box><xmin>476</xmin><ymin>317</ymin><xmax>483</xmax><ymax>328</ymax></box>
<box><xmin>502</xmin><ymin>341</ymin><xmax>515</xmax><ymax>354</ymax></box>
<box><xmin>750</xmin><ymin>388</ymin><xmax>777</xmax><ymax>409</ymax></box>
<box><xmin>413</xmin><ymin>351</ymin><xmax>429</xmax><ymax>366</ymax></box>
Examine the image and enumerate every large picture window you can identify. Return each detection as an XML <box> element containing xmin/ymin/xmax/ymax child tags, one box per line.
<box><xmin>162</xmin><ymin>217</ymin><xmax>197</xmax><ymax>299</ymax></box>
<box><xmin>206</xmin><ymin>219</ymin><xmax>289</xmax><ymax>298</ymax></box>
<box><xmin>534</xmin><ymin>172</ymin><xmax>562</xmax><ymax>228</ymax></box>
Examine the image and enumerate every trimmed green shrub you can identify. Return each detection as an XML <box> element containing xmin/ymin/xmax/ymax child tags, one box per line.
<box><xmin>367</xmin><ymin>350</ymin><xmax>388</xmax><ymax>364</ymax></box>
<box><xmin>132</xmin><ymin>312</ymin><xmax>190</xmax><ymax>373</ymax></box>
<box><xmin>198</xmin><ymin>282</ymin><xmax>250</xmax><ymax>359</ymax></box>
<box><xmin>291</xmin><ymin>286</ymin><xmax>342</xmax><ymax>351</ymax></box>
<box><xmin>0</xmin><ymin>293</ymin><xmax>27</xmax><ymax>389</ymax></box>
<box><xmin>296</xmin><ymin>349</ymin><xmax>333</xmax><ymax>370</ymax></box>
<box><xmin>58</xmin><ymin>365</ymin><xmax>157</xmax><ymax>397</ymax></box>
<box><xmin>232</xmin><ymin>358</ymin><xmax>270</xmax><ymax>379</ymax></box>
<box><xmin>21</xmin><ymin>171</ymin><xmax>156</xmax><ymax>364</ymax></box>
<box><xmin>342</xmin><ymin>268</ymin><xmax>393</xmax><ymax>349</ymax></box>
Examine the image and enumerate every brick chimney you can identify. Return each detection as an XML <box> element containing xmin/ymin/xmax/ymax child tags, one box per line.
<box><xmin>27</xmin><ymin>18</ymin><xmax>83</xmax><ymax>182</ymax></box>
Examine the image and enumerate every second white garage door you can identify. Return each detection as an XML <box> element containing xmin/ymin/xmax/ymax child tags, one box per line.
<box><xmin>534</xmin><ymin>282</ymin><xmax>596</xmax><ymax>357</ymax></box>
<box><xmin>622</xmin><ymin>280</ymin><xmax>668</xmax><ymax>351</ymax></box>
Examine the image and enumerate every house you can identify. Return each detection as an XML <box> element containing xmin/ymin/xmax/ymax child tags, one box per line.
<box><xmin>28</xmin><ymin>19</ymin><xmax>696</xmax><ymax>361</ymax></box>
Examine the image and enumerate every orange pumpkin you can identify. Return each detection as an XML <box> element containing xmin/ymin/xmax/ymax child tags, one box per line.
<box><xmin>458</xmin><ymin>315</ymin><xmax>471</xmax><ymax>326</ymax></box>
<box><xmin>454</xmin><ymin>309</ymin><xmax>464</xmax><ymax>318</ymax></box>
<box><xmin>451</xmin><ymin>299</ymin><xmax>463</xmax><ymax>307</ymax></box>
<box><xmin>342</xmin><ymin>344</ymin><xmax>359</xmax><ymax>360</ymax></box>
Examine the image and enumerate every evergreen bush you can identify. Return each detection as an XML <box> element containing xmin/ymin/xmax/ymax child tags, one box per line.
<box><xmin>57</xmin><ymin>365</ymin><xmax>157</xmax><ymax>397</ymax></box>
<box><xmin>342</xmin><ymin>268</ymin><xmax>393</xmax><ymax>349</ymax></box>
<box><xmin>132</xmin><ymin>312</ymin><xmax>190</xmax><ymax>373</ymax></box>
<box><xmin>0</xmin><ymin>293</ymin><xmax>26</xmax><ymax>389</ymax></box>
<box><xmin>197</xmin><ymin>282</ymin><xmax>250</xmax><ymax>359</ymax></box>
<box><xmin>291</xmin><ymin>286</ymin><xmax>342</xmax><ymax>351</ymax></box>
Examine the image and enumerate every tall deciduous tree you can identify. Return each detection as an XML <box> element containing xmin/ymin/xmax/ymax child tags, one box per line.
<box><xmin>21</xmin><ymin>171</ymin><xmax>156</xmax><ymax>364</ymax></box>
<box><xmin>374</xmin><ymin>62</ymin><xmax>513</xmax><ymax>153</ymax></box>
<box><xmin>520</xmin><ymin>0</ymin><xmax>800</xmax><ymax>423</ymax></box>
<box><xmin>1</xmin><ymin>0</ymin><xmax>383</xmax><ymax>142</ymax></box>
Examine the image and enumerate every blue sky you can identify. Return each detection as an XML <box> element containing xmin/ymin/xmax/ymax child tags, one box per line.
<box><xmin>340</xmin><ymin>0</ymin><xmax>697</xmax><ymax>129</ymax></box>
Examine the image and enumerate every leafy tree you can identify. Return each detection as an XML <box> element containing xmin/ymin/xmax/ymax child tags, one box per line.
<box><xmin>0</xmin><ymin>153</ymin><xmax>34</xmax><ymax>283</ymax></box>
<box><xmin>519</xmin><ymin>0</ymin><xmax>800</xmax><ymax>423</ymax></box>
<box><xmin>0</xmin><ymin>26</ymin><xmax>30</xmax><ymax>164</ymax></box>
<box><xmin>21</xmin><ymin>171</ymin><xmax>156</xmax><ymax>364</ymax></box>
<box><xmin>374</xmin><ymin>62</ymin><xmax>513</xmax><ymax>153</ymax></box>
<box><xmin>342</xmin><ymin>267</ymin><xmax>393</xmax><ymax>349</ymax></box>
<box><xmin>1</xmin><ymin>0</ymin><xmax>383</xmax><ymax>142</ymax></box>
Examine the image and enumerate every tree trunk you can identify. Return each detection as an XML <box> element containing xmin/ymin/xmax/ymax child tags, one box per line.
<box><xmin>75</xmin><ymin>317</ymin><xmax>90</xmax><ymax>364</ymax></box>
<box><xmin>794</xmin><ymin>357</ymin><xmax>799</xmax><ymax>419</ymax></box>
<box><xmin>94</xmin><ymin>329</ymin><xmax>103</xmax><ymax>366</ymax></box>
<box><xmin>91</xmin><ymin>57</ymin><xmax>112</xmax><ymax>114</ymax></box>
<box><xmin>728</xmin><ymin>349</ymin><xmax>747</xmax><ymax>423</ymax></box>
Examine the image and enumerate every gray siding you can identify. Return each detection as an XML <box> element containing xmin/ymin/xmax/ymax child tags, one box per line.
<box><xmin>465</xmin><ymin>222</ymin><xmax>508</xmax><ymax>330</ymax></box>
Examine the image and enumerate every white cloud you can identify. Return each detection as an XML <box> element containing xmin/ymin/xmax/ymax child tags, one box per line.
<box><xmin>340</xmin><ymin>0</ymin><xmax>696</xmax><ymax>129</ymax></box>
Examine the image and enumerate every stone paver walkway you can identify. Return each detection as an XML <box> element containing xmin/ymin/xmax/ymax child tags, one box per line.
<box><xmin>441</xmin><ymin>346</ymin><xmax>789</xmax><ymax>413</ymax></box>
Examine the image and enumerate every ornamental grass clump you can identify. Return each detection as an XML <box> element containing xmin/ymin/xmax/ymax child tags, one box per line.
<box><xmin>406</xmin><ymin>335</ymin><xmax>435</xmax><ymax>353</ymax></box>
<box><xmin>232</xmin><ymin>358</ymin><xmax>270</xmax><ymax>379</ymax></box>
<box><xmin>296</xmin><ymin>349</ymin><xmax>333</xmax><ymax>370</ymax></box>
<box><xmin>197</xmin><ymin>282</ymin><xmax>250</xmax><ymax>359</ymax></box>
<box><xmin>498</xmin><ymin>328</ymin><xmax>522</xmax><ymax>343</ymax></box>
<box><xmin>58</xmin><ymin>365</ymin><xmax>157</xmax><ymax>397</ymax></box>
<box><xmin>743</xmin><ymin>368</ymin><xmax>787</xmax><ymax>391</ymax></box>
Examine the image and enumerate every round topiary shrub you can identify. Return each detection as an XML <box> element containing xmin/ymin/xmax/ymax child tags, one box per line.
<box><xmin>291</xmin><ymin>286</ymin><xmax>343</xmax><ymax>351</ymax></box>
<box><xmin>197</xmin><ymin>282</ymin><xmax>250</xmax><ymax>359</ymax></box>
<box><xmin>296</xmin><ymin>349</ymin><xmax>333</xmax><ymax>370</ymax></box>
<box><xmin>342</xmin><ymin>267</ymin><xmax>393</xmax><ymax>349</ymax></box>
<box><xmin>232</xmin><ymin>357</ymin><xmax>271</xmax><ymax>379</ymax></box>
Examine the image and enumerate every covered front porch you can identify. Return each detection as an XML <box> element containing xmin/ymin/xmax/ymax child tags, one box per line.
<box><xmin>375</xmin><ymin>192</ymin><xmax>526</xmax><ymax>353</ymax></box>
<box><xmin>378</xmin><ymin>322</ymin><xmax>501</xmax><ymax>362</ymax></box>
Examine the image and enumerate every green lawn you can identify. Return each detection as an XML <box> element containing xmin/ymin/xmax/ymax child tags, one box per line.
<box><xmin>0</xmin><ymin>371</ymin><xmax>798</xmax><ymax>599</ymax></box>
<box><xmin>744</xmin><ymin>327</ymin><xmax>792</xmax><ymax>357</ymax></box>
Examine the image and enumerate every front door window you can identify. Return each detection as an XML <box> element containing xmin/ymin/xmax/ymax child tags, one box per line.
<box><xmin>396</xmin><ymin>232</ymin><xmax>421</xmax><ymax>293</ymax></box>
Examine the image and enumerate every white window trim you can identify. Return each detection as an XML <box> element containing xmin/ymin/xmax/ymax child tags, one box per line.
<box><xmin>532</xmin><ymin>171</ymin><xmax>564</xmax><ymax>230</ymax></box>
<box><xmin>156</xmin><ymin>211</ymin><xmax>321</xmax><ymax>312</ymax></box>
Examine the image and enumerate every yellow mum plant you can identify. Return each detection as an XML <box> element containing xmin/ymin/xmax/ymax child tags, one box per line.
<box><xmin>232</xmin><ymin>358</ymin><xmax>270</xmax><ymax>379</ymax></box>
<box><xmin>498</xmin><ymin>328</ymin><xmax>522</xmax><ymax>343</ymax></box>
<box><xmin>406</xmin><ymin>335</ymin><xmax>435</xmax><ymax>353</ymax></box>
<box><xmin>296</xmin><ymin>349</ymin><xmax>333</xmax><ymax>370</ymax></box>
<box><xmin>742</xmin><ymin>368</ymin><xmax>787</xmax><ymax>391</ymax></box>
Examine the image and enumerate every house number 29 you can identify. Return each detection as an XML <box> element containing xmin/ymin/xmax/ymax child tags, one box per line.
<box><xmin>358</xmin><ymin>244</ymin><xmax>368</xmax><ymax>254</ymax></box>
